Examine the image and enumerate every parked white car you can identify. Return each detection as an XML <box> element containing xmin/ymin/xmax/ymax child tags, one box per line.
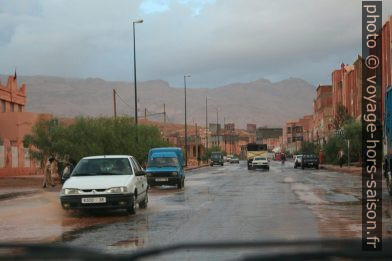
<box><xmin>60</xmin><ymin>155</ymin><xmax>148</xmax><ymax>214</ymax></box>
<box><xmin>294</xmin><ymin>155</ymin><xmax>303</xmax><ymax>168</ymax></box>
<box><xmin>251</xmin><ymin>157</ymin><xmax>270</xmax><ymax>170</ymax></box>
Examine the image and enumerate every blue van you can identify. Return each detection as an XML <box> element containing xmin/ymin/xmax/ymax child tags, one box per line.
<box><xmin>145</xmin><ymin>147</ymin><xmax>185</xmax><ymax>189</ymax></box>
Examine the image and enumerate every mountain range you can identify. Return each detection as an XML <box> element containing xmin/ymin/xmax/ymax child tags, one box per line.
<box><xmin>3</xmin><ymin>75</ymin><xmax>316</xmax><ymax>128</ymax></box>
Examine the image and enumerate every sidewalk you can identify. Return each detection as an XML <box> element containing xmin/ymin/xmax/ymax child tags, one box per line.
<box><xmin>320</xmin><ymin>164</ymin><xmax>361</xmax><ymax>175</ymax></box>
<box><xmin>0</xmin><ymin>175</ymin><xmax>56</xmax><ymax>201</ymax></box>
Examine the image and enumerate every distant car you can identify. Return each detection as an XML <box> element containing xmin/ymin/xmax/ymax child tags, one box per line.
<box><xmin>60</xmin><ymin>155</ymin><xmax>148</xmax><ymax>214</ymax></box>
<box><xmin>210</xmin><ymin>152</ymin><xmax>224</xmax><ymax>166</ymax></box>
<box><xmin>225</xmin><ymin>155</ymin><xmax>233</xmax><ymax>162</ymax></box>
<box><xmin>294</xmin><ymin>155</ymin><xmax>303</xmax><ymax>168</ymax></box>
<box><xmin>251</xmin><ymin>157</ymin><xmax>269</xmax><ymax>170</ymax></box>
<box><xmin>229</xmin><ymin>156</ymin><xmax>240</xmax><ymax>164</ymax></box>
<box><xmin>301</xmin><ymin>154</ymin><xmax>320</xmax><ymax>169</ymax></box>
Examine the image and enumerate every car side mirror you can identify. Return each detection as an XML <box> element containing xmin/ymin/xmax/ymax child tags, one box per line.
<box><xmin>135</xmin><ymin>170</ymin><xmax>146</xmax><ymax>176</ymax></box>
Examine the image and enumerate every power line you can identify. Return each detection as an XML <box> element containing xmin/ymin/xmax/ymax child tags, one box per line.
<box><xmin>114</xmin><ymin>90</ymin><xmax>134</xmax><ymax>112</ymax></box>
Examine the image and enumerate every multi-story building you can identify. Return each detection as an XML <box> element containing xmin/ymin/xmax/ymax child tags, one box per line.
<box><xmin>282</xmin><ymin>115</ymin><xmax>313</xmax><ymax>153</ymax></box>
<box><xmin>312</xmin><ymin>85</ymin><xmax>333</xmax><ymax>146</ymax></box>
<box><xmin>331</xmin><ymin>56</ymin><xmax>362</xmax><ymax>121</ymax></box>
<box><xmin>256</xmin><ymin>127</ymin><xmax>282</xmax><ymax>150</ymax></box>
<box><xmin>0</xmin><ymin>75</ymin><xmax>45</xmax><ymax>176</ymax></box>
<box><xmin>382</xmin><ymin>16</ymin><xmax>392</xmax><ymax>123</ymax></box>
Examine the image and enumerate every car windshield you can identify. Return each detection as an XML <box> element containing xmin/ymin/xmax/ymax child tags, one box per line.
<box><xmin>147</xmin><ymin>157</ymin><xmax>179</xmax><ymax>168</ymax></box>
<box><xmin>72</xmin><ymin>158</ymin><xmax>133</xmax><ymax>176</ymax></box>
<box><xmin>211</xmin><ymin>153</ymin><xmax>222</xmax><ymax>159</ymax></box>
<box><xmin>303</xmin><ymin>155</ymin><xmax>317</xmax><ymax>159</ymax></box>
<box><xmin>254</xmin><ymin>157</ymin><xmax>266</xmax><ymax>161</ymax></box>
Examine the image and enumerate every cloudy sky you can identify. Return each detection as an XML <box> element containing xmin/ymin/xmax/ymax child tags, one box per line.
<box><xmin>1</xmin><ymin>0</ymin><xmax>391</xmax><ymax>88</ymax></box>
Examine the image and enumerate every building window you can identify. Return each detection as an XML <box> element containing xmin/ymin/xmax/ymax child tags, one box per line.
<box><xmin>10</xmin><ymin>103</ymin><xmax>14</xmax><ymax>112</ymax></box>
<box><xmin>18</xmin><ymin>104</ymin><xmax>22</xmax><ymax>112</ymax></box>
<box><xmin>1</xmin><ymin>100</ymin><xmax>5</xmax><ymax>112</ymax></box>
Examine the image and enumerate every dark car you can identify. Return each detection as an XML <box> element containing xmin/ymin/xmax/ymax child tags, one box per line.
<box><xmin>301</xmin><ymin>154</ymin><xmax>320</xmax><ymax>169</ymax></box>
<box><xmin>210</xmin><ymin>152</ymin><xmax>224</xmax><ymax>166</ymax></box>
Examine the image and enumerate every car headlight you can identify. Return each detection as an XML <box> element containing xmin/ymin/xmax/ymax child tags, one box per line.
<box><xmin>106</xmin><ymin>187</ymin><xmax>128</xmax><ymax>194</ymax></box>
<box><xmin>62</xmin><ymin>188</ymin><xmax>80</xmax><ymax>195</ymax></box>
<box><xmin>171</xmin><ymin>172</ymin><xmax>178</xmax><ymax>176</ymax></box>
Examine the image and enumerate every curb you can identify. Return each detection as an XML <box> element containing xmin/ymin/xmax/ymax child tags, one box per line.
<box><xmin>320</xmin><ymin>165</ymin><xmax>361</xmax><ymax>175</ymax></box>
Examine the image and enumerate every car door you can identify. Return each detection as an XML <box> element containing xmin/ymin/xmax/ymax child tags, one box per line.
<box><xmin>134</xmin><ymin>158</ymin><xmax>148</xmax><ymax>193</ymax></box>
<box><xmin>130</xmin><ymin>157</ymin><xmax>146</xmax><ymax>197</ymax></box>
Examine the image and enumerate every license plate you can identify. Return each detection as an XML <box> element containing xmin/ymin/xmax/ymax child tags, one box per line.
<box><xmin>156</xmin><ymin>178</ymin><xmax>168</xmax><ymax>182</ymax></box>
<box><xmin>81</xmin><ymin>197</ymin><xmax>106</xmax><ymax>204</ymax></box>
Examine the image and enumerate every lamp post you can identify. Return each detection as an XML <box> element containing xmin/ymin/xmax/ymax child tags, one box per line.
<box><xmin>205</xmin><ymin>96</ymin><xmax>209</xmax><ymax>151</ymax></box>
<box><xmin>184</xmin><ymin>75</ymin><xmax>191</xmax><ymax>166</ymax></box>
<box><xmin>132</xmin><ymin>19</ymin><xmax>143</xmax><ymax>143</ymax></box>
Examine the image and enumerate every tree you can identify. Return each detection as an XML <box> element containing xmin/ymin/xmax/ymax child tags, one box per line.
<box><xmin>323</xmin><ymin>119</ymin><xmax>361</xmax><ymax>164</ymax></box>
<box><xmin>24</xmin><ymin>116</ymin><xmax>170</xmax><ymax>165</ymax></box>
<box><xmin>332</xmin><ymin>104</ymin><xmax>352</xmax><ymax>130</ymax></box>
<box><xmin>342</xmin><ymin>119</ymin><xmax>362</xmax><ymax>163</ymax></box>
<box><xmin>299</xmin><ymin>141</ymin><xmax>320</xmax><ymax>155</ymax></box>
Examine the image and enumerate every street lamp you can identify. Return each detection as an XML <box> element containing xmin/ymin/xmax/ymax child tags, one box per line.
<box><xmin>184</xmin><ymin>75</ymin><xmax>191</xmax><ymax>167</ymax></box>
<box><xmin>132</xmin><ymin>19</ymin><xmax>143</xmax><ymax>143</ymax></box>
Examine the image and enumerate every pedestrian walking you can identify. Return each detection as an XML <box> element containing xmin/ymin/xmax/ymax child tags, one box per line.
<box><xmin>42</xmin><ymin>157</ymin><xmax>55</xmax><ymax>188</ymax></box>
<box><xmin>50</xmin><ymin>157</ymin><xmax>59</xmax><ymax>186</ymax></box>
<box><xmin>338</xmin><ymin>149</ymin><xmax>344</xmax><ymax>168</ymax></box>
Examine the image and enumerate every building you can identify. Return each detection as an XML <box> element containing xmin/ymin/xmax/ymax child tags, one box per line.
<box><xmin>382</xmin><ymin>16</ymin><xmax>392</xmax><ymax>123</ymax></box>
<box><xmin>331</xmin><ymin>57</ymin><xmax>362</xmax><ymax>121</ymax></box>
<box><xmin>0</xmin><ymin>75</ymin><xmax>42</xmax><ymax>176</ymax></box>
<box><xmin>256</xmin><ymin>127</ymin><xmax>282</xmax><ymax>143</ymax></box>
<box><xmin>282</xmin><ymin>115</ymin><xmax>313</xmax><ymax>154</ymax></box>
<box><xmin>0</xmin><ymin>74</ymin><xmax>26</xmax><ymax>113</ymax></box>
<box><xmin>312</xmin><ymin>85</ymin><xmax>333</xmax><ymax>146</ymax></box>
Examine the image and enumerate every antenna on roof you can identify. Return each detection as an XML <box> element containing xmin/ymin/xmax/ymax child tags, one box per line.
<box><xmin>13</xmin><ymin>67</ymin><xmax>17</xmax><ymax>80</ymax></box>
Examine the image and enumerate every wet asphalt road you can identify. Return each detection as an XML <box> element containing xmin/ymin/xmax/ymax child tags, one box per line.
<box><xmin>59</xmin><ymin>161</ymin><xmax>392</xmax><ymax>260</ymax></box>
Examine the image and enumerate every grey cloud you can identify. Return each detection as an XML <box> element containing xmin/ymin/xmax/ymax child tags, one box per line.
<box><xmin>0</xmin><ymin>0</ymin><xmax>391</xmax><ymax>87</ymax></box>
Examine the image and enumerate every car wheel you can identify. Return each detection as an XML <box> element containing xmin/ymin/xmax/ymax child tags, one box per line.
<box><xmin>127</xmin><ymin>194</ymin><xmax>136</xmax><ymax>215</ymax></box>
<box><xmin>139</xmin><ymin>193</ymin><xmax>148</xmax><ymax>209</ymax></box>
<box><xmin>177</xmin><ymin>179</ymin><xmax>183</xmax><ymax>189</ymax></box>
<box><xmin>221</xmin><ymin>163</ymin><xmax>224</xmax><ymax>166</ymax></box>
<box><xmin>301</xmin><ymin>164</ymin><xmax>305</xmax><ymax>170</ymax></box>
<box><xmin>294</xmin><ymin>163</ymin><xmax>297</xmax><ymax>168</ymax></box>
<box><xmin>315</xmin><ymin>165</ymin><xmax>319</xmax><ymax>169</ymax></box>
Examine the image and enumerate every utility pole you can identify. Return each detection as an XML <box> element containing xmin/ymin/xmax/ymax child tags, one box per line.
<box><xmin>205</xmin><ymin>96</ymin><xmax>208</xmax><ymax>151</ymax></box>
<box><xmin>224</xmin><ymin>117</ymin><xmax>226</xmax><ymax>153</ymax></box>
<box><xmin>132</xmin><ymin>19</ymin><xmax>143</xmax><ymax>143</ymax></box>
<box><xmin>113</xmin><ymin>89</ymin><xmax>117</xmax><ymax>119</ymax></box>
<box><xmin>144</xmin><ymin>108</ymin><xmax>147</xmax><ymax>120</ymax></box>
<box><xmin>216</xmin><ymin>107</ymin><xmax>220</xmax><ymax>148</ymax></box>
<box><xmin>347</xmin><ymin>139</ymin><xmax>350</xmax><ymax>167</ymax></box>
<box><xmin>163</xmin><ymin>103</ymin><xmax>166</xmax><ymax>140</ymax></box>
<box><xmin>196</xmin><ymin>123</ymin><xmax>199</xmax><ymax>166</ymax></box>
<box><xmin>184</xmin><ymin>75</ymin><xmax>191</xmax><ymax>167</ymax></box>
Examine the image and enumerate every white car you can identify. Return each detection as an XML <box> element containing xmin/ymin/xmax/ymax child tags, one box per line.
<box><xmin>60</xmin><ymin>155</ymin><xmax>148</xmax><ymax>214</ymax></box>
<box><xmin>251</xmin><ymin>157</ymin><xmax>270</xmax><ymax>170</ymax></box>
<box><xmin>294</xmin><ymin>155</ymin><xmax>303</xmax><ymax>168</ymax></box>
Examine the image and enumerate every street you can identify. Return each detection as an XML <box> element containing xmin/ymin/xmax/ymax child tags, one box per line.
<box><xmin>0</xmin><ymin>161</ymin><xmax>391</xmax><ymax>259</ymax></box>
